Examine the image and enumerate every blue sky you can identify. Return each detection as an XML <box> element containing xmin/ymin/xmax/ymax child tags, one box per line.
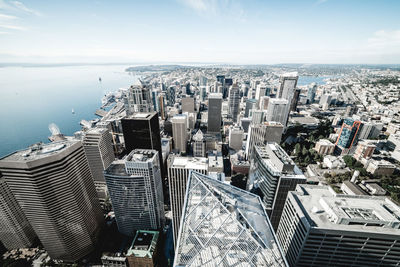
<box><xmin>0</xmin><ymin>0</ymin><xmax>399</xmax><ymax>64</ymax></box>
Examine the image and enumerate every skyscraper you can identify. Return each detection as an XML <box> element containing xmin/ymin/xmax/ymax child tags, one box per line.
<box><xmin>0</xmin><ymin>141</ymin><xmax>103</xmax><ymax>262</ymax></box>
<box><xmin>104</xmin><ymin>150</ymin><xmax>164</xmax><ymax>236</ymax></box>
<box><xmin>228</xmin><ymin>125</ymin><xmax>244</xmax><ymax>151</ymax></box>
<box><xmin>307</xmin><ymin>83</ymin><xmax>317</xmax><ymax>104</ymax></box>
<box><xmin>174</xmin><ymin>172</ymin><xmax>288</xmax><ymax>267</ymax></box>
<box><xmin>277</xmin><ymin>72</ymin><xmax>298</xmax><ymax>101</ymax></box>
<box><xmin>0</xmin><ymin>174</ymin><xmax>36</xmax><ymax>250</ymax></box>
<box><xmin>266</xmin><ymin>98</ymin><xmax>289</xmax><ymax>127</ymax></box>
<box><xmin>336</xmin><ymin>118</ymin><xmax>363</xmax><ymax>149</ymax></box>
<box><xmin>207</xmin><ymin>93</ymin><xmax>222</xmax><ymax>133</ymax></box>
<box><xmin>181</xmin><ymin>96</ymin><xmax>195</xmax><ymax>113</ymax></box>
<box><xmin>83</xmin><ymin>127</ymin><xmax>114</xmax><ymax>203</ymax></box>
<box><xmin>245</xmin><ymin>122</ymin><xmax>284</xmax><ymax>159</ymax></box>
<box><xmin>228</xmin><ymin>83</ymin><xmax>240</xmax><ymax>122</ymax></box>
<box><xmin>192</xmin><ymin>129</ymin><xmax>206</xmax><ymax>157</ymax></box>
<box><xmin>121</xmin><ymin>112</ymin><xmax>164</xmax><ymax>177</ymax></box>
<box><xmin>124</xmin><ymin>85</ymin><xmax>153</xmax><ymax>115</ymax></box>
<box><xmin>277</xmin><ymin>184</ymin><xmax>400</xmax><ymax>267</ymax></box>
<box><xmin>290</xmin><ymin>88</ymin><xmax>301</xmax><ymax>111</ymax></box>
<box><xmin>245</xmin><ymin>98</ymin><xmax>258</xmax><ymax>117</ymax></box>
<box><xmin>250</xmin><ymin>143</ymin><xmax>306</xmax><ymax>229</ymax></box>
<box><xmin>171</xmin><ymin>114</ymin><xmax>188</xmax><ymax>153</ymax></box>
<box><xmin>167</xmin><ymin>156</ymin><xmax>208</xmax><ymax>246</ymax></box>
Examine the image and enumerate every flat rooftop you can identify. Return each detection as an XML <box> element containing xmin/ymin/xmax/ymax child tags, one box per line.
<box><xmin>292</xmin><ymin>184</ymin><xmax>400</xmax><ymax>234</ymax></box>
<box><xmin>85</xmin><ymin>127</ymin><xmax>108</xmax><ymax>135</ymax></box>
<box><xmin>124</xmin><ymin>112</ymin><xmax>156</xmax><ymax>120</ymax></box>
<box><xmin>125</xmin><ymin>149</ymin><xmax>157</xmax><ymax>163</ymax></box>
<box><xmin>0</xmin><ymin>140</ymin><xmax>78</xmax><ymax>163</ymax></box>
<box><xmin>127</xmin><ymin>230</ymin><xmax>159</xmax><ymax>258</ymax></box>
<box><xmin>170</xmin><ymin>156</ymin><xmax>208</xmax><ymax>170</ymax></box>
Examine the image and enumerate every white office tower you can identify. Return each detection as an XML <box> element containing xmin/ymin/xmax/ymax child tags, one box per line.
<box><xmin>124</xmin><ymin>85</ymin><xmax>153</xmax><ymax>115</ymax></box>
<box><xmin>255</xmin><ymin>82</ymin><xmax>268</xmax><ymax>100</ymax></box>
<box><xmin>228</xmin><ymin>83</ymin><xmax>240</xmax><ymax>123</ymax></box>
<box><xmin>181</xmin><ymin>96</ymin><xmax>195</xmax><ymax>113</ymax></box>
<box><xmin>172</xmin><ymin>115</ymin><xmax>188</xmax><ymax>153</ymax></box>
<box><xmin>104</xmin><ymin>150</ymin><xmax>164</xmax><ymax>236</ymax></box>
<box><xmin>277</xmin><ymin>72</ymin><xmax>298</xmax><ymax>101</ymax></box>
<box><xmin>319</xmin><ymin>93</ymin><xmax>332</xmax><ymax>106</ymax></box>
<box><xmin>229</xmin><ymin>125</ymin><xmax>244</xmax><ymax>151</ymax></box>
<box><xmin>277</xmin><ymin>184</ymin><xmax>400</xmax><ymax>267</ymax></box>
<box><xmin>174</xmin><ymin>172</ymin><xmax>288</xmax><ymax>267</ymax></box>
<box><xmin>252</xmin><ymin>110</ymin><xmax>265</xmax><ymax>124</ymax></box>
<box><xmin>245</xmin><ymin>122</ymin><xmax>284</xmax><ymax>159</ymax></box>
<box><xmin>192</xmin><ymin>129</ymin><xmax>206</xmax><ymax>157</ymax></box>
<box><xmin>250</xmin><ymin>144</ymin><xmax>306</xmax><ymax>230</ymax></box>
<box><xmin>266</xmin><ymin>98</ymin><xmax>289</xmax><ymax>127</ymax></box>
<box><xmin>167</xmin><ymin>156</ymin><xmax>208</xmax><ymax>247</ymax></box>
<box><xmin>0</xmin><ymin>141</ymin><xmax>103</xmax><ymax>262</ymax></box>
<box><xmin>0</xmin><ymin>175</ymin><xmax>36</xmax><ymax>250</ymax></box>
<box><xmin>199</xmin><ymin>75</ymin><xmax>207</xmax><ymax>86</ymax></box>
<box><xmin>207</xmin><ymin>93</ymin><xmax>222</xmax><ymax>133</ymax></box>
<box><xmin>83</xmin><ymin>128</ymin><xmax>114</xmax><ymax>203</ymax></box>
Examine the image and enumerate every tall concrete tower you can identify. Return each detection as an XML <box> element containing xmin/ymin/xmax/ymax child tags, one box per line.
<box><xmin>0</xmin><ymin>141</ymin><xmax>103</xmax><ymax>262</ymax></box>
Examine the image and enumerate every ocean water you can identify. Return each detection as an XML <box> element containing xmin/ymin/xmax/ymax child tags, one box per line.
<box><xmin>0</xmin><ymin>65</ymin><xmax>139</xmax><ymax>157</ymax></box>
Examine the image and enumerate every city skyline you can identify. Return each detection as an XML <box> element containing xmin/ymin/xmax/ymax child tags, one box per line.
<box><xmin>0</xmin><ymin>0</ymin><xmax>400</xmax><ymax>64</ymax></box>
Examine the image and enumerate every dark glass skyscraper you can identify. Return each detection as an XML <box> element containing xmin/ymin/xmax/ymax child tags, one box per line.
<box><xmin>121</xmin><ymin>112</ymin><xmax>164</xmax><ymax>177</ymax></box>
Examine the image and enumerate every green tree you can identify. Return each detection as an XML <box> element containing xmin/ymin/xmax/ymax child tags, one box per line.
<box><xmin>295</xmin><ymin>143</ymin><xmax>301</xmax><ymax>155</ymax></box>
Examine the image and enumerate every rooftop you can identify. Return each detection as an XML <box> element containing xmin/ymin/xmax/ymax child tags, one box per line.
<box><xmin>0</xmin><ymin>140</ymin><xmax>78</xmax><ymax>163</ymax></box>
<box><xmin>125</xmin><ymin>149</ymin><xmax>157</xmax><ymax>163</ymax></box>
<box><xmin>126</xmin><ymin>230</ymin><xmax>159</xmax><ymax>258</ymax></box>
<box><xmin>170</xmin><ymin>156</ymin><xmax>208</xmax><ymax>170</ymax></box>
<box><xmin>104</xmin><ymin>161</ymin><xmax>127</xmax><ymax>176</ymax></box>
<box><xmin>174</xmin><ymin>172</ymin><xmax>287</xmax><ymax>267</ymax></box>
<box><xmin>292</xmin><ymin>184</ymin><xmax>400</xmax><ymax>234</ymax></box>
<box><xmin>124</xmin><ymin>112</ymin><xmax>156</xmax><ymax>120</ymax></box>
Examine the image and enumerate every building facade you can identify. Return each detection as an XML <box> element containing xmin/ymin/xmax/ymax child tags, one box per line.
<box><xmin>207</xmin><ymin>93</ymin><xmax>222</xmax><ymax>133</ymax></box>
<box><xmin>83</xmin><ymin>127</ymin><xmax>115</xmax><ymax>203</ymax></box>
<box><xmin>277</xmin><ymin>184</ymin><xmax>400</xmax><ymax>267</ymax></box>
<box><xmin>167</xmin><ymin>156</ymin><xmax>208</xmax><ymax>247</ymax></box>
<box><xmin>250</xmin><ymin>144</ymin><xmax>306</xmax><ymax>230</ymax></box>
<box><xmin>171</xmin><ymin>115</ymin><xmax>188</xmax><ymax>153</ymax></box>
<box><xmin>0</xmin><ymin>175</ymin><xmax>37</xmax><ymax>250</ymax></box>
<box><xmin>104</xmin><ymin>150</ymin><xmax>164</xmax><ymax>236</ymax></box>
<box><xmin>174</xmin><ymin>172</ymin><xmax>288</xmax><ymax>267</ymax></box>
<box><xmin>0</xmin><ymin>141</ymin><xmax>103</xmax><ymax>262</ymax></box>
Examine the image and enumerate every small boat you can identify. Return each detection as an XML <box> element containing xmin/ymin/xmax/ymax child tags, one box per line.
<box><xmin>99</xmin><ymin>77</ymin><xmax>102</xmax><ymax>82</ymax></box>
<box><xmin>72</xmin><ymin>108</ymin><xmax>75</xmax><ymax>114</ymax></box>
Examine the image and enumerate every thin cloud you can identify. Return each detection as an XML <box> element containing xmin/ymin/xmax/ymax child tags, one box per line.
<box><xmin>0</xmin><ymin>13</ymin><xmax>17</xmax><ymax>19</ymax></box>
<box><xmin>315</xmin><ymin>0</ymin><xmax>328</xmax><ymax>5</ymax></box>
<box><xmin>178</xmin><ymin>0</ymin><xmax>218</xmax><ymax>14</ymax></box>
<box><xmin>11</xmin><ymin>1</ymin><xmax>41</xmax><ymax>16</ymax></box>
<box><xmin>178</xmin><ymin>0</ymin><xmax>246</xmax><ymax>22</ymax></box>
<box><xmin>0</xmin><ymin>30</ymin><xmax>10</xmax><ymax>34</ymax></box>
<box><xmin>0</xmin><ymin>23</ymin><xmax>26</xmax><ymax>30</ymax></box>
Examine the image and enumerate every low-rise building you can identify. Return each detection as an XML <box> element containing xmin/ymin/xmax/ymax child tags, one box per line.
<box><xmin>366</xmin><ymin>159</ymin><xmax>396</xmax><ymax>176</ymax></box>
<box><xmin>126</xmin><ymin>230</ymin><xmax>160</xmax><ymax>267</ymax></box>
<box><xmin>314</xmin><ymin>139</ymin><xmax>335</xmax><ymax>155</ymax></box>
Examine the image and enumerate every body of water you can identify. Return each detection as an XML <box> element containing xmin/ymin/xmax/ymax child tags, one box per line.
<box><xmin>297</xmin><ymin>76</ymin><xmax>331</xmax><ymax>86</ymax></box>
<box><xmin>0</xmin><ymin>65</ymin><xmax>138</xmax><ymax>157</ymax></box>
